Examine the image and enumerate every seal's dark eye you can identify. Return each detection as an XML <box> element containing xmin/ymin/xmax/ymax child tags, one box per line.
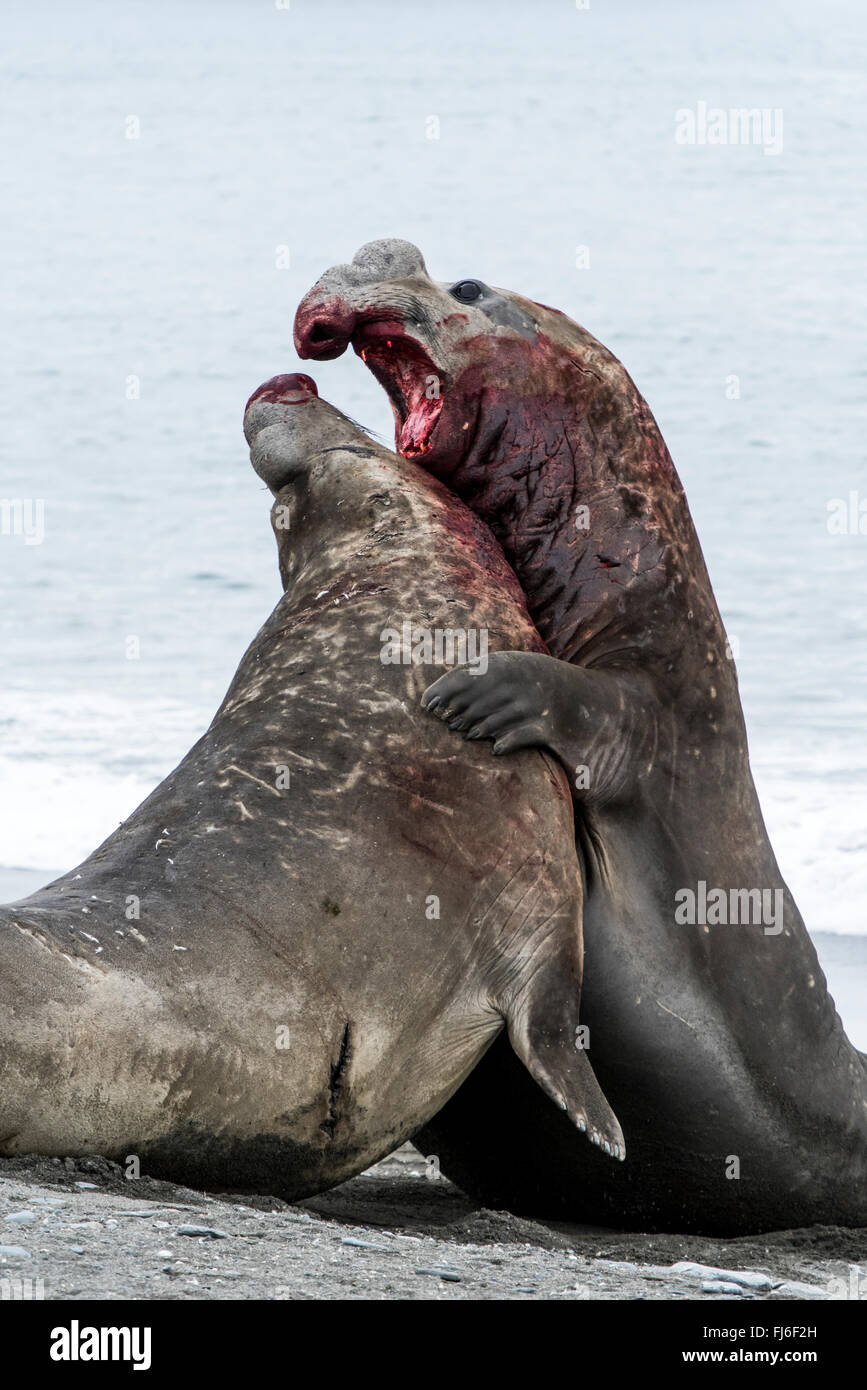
<box><xmin>450</xmin><ymin>280</ymin><xmax>483</xmax><ymax>303</ymax></box>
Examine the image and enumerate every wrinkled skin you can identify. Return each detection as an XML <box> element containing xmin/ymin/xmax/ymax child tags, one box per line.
<box><xmin>295</xmin><ymin>240</ymin><xmax>867</xmax><ymax>1233</ymax></box>
<box><xmin>0</xmin><ymin>373</ymin><xmax>622</xmax><ymax>1198</ymax></box>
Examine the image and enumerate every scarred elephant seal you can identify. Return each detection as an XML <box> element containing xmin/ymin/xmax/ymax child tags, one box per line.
<box><xmin>0</xmin><ymin>373</ymin><xmax>621</xmax><ymax>1198</ymax></box>
<box><xmin>294</xmin><ymin>240</ymin><xmax>867</xmax><ymax>1233</ymax></box>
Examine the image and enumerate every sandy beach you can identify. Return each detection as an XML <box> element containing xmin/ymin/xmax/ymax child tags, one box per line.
<box><xmin>1</xmin><ymin>1146</ymin><xmax>864</xmax><ymax>1303</ymax></box>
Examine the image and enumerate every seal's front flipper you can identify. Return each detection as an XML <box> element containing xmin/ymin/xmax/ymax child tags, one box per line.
<box><xmin>503</xmin><ymin>953</ymin><xmax>625</xmax><ymax>1161</ymax></box>
<box><xmin>422</xmin><ymin>650</ymin><xmax>651</xmax><ymax>809</ymax></box>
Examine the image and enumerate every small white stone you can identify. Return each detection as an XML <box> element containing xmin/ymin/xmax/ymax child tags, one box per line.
<box><xmin>773</xmin><ymin>1280</ymin><xmax>828</xmax><ymax>1299</ymax></box>
<box><xmin>670</xmin><ymin>1261</ymin><xmax>775</xmax><ymax>1291</ymax></box>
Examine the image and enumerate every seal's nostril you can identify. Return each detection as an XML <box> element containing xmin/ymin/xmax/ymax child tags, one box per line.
<box><xmin>294</xmin><ymin>293</ymin><xmax>357</xmax><ymax>361</ymax></box>
<box><xmin>299</xmin><ymin>318</ymin><xmax>352</xmax><ymax>359</ymax></box>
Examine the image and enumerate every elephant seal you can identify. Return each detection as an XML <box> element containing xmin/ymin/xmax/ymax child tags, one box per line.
<box><xmin>294</xmin><ymin>241</ymin><xmax>867</xmax><ymax>1233</ymax></box>
<box><xmin>0</xmin><ymin>373</ymin><xmax>622</xmax><ymax>1199</ymax></box>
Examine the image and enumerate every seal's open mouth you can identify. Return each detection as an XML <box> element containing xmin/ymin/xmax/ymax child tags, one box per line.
<box><xmin>352</xmin><ymin>322</ymin><xmax>444</xmax><ymax>460</ymax></box>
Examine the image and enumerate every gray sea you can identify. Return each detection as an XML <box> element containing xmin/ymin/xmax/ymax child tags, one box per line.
<box><xmin>1</xmin><ymin>1</ymin><xmax>866</xmax><ymax>1032</ymax></box>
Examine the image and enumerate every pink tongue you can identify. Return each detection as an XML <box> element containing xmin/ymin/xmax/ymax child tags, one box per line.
<box><xmin>400</xmin><ymin>397</ymin><xmax>441</xmax><ymax>456</ymax></box>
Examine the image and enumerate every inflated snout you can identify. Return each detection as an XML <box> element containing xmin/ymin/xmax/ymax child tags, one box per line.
<box><xmin>293</xmin><ymin>238</ymin><xmax>429</xmax><ymax>361</ymax></box>
<box><xmin>244</xmin><ymin>373</ymin><xmax>321</xmax><ymax>491</ymax></box>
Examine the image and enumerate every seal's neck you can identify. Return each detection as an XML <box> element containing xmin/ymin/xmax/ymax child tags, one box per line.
<box><xmin>450</xmin><ymin>376</ymin><xmax>732</xmax><ymax>697</ymax></box>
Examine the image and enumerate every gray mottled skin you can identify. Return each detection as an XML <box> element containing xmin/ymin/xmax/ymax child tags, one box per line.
<box><xmin>0</xmin><ymin>378</ymin><xmax>621</xmax><ymax>1198</ymax></box>
<box><xmin>294</xmin><ymin>241</ymin><xmax>867</xmax><ymax>1233</ymax></box>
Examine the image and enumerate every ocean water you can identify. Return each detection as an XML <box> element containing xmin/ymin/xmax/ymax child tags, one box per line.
<box><xmin>1</xmin><ymin>0</ymin><xmax>866</xmax><ymax>961</ymax></box>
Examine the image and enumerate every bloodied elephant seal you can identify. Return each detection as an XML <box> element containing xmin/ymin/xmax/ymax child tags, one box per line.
<box><xmin>295</xmin><ymin>240</ymin><xmax>867</xmax><ymax>1233</ymax></box>
<box><xmin>0</xmin><ymin>374</ymin><xmax>622</xmax><ymax>1199</ymax></box>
